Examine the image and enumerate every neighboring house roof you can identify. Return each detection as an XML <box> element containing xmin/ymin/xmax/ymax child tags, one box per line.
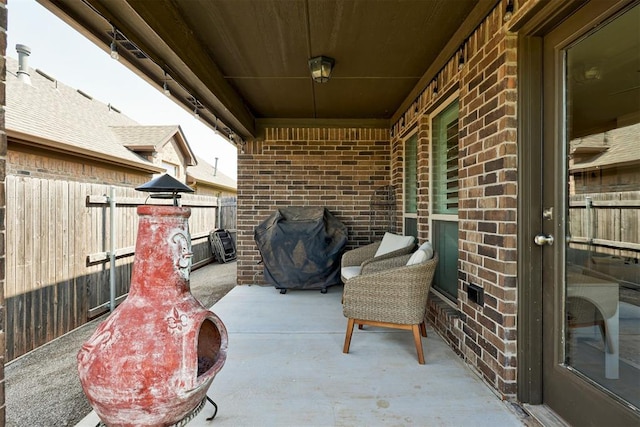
<box><xmin>5</xmin><ymin>55</ymin><xmax>205</xmax><ymax>174</ymax></box>
<box><xmin>570</xmin><ymin>122</ymin><xmax>640</xmax><ymax>172</ymax></box>
<box><xmin>111</xmin><ymin>125</ymin><xmax>197</xmax><ymax>166</ymax></box>
<box><xmin>187</xmin><ymin>156</ymin><xmax>237</xmax><ymax>193</ymax></box>
<box><xmin>5</xmin><ymin>56</ymin><xmax>163</xmax><ymax>173</ymax></box>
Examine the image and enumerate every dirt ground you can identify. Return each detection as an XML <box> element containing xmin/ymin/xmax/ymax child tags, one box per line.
<box><xmin>4</xmin><ymin>261</ymin><xmax>237</xmax><ymax>427</ymax></box>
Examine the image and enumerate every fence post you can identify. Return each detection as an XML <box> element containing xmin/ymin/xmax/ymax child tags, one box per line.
<box><xmin>109</xmin><ymin>186</ymin><xmax>117</xmax><ymax>312</ymax></box>
<box><xmin>217</xmin><ymin>196</ymin><xmax>221</xmax><ymax>230</ymax></box>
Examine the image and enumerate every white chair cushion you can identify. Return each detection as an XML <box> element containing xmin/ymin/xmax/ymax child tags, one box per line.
<box><xmin>417</xmin><ymin>241</ymin><xmax>434</xmax><ymax>260</ymax></box>
<box><xmin>406</xmin><ymin>249</ymin><xmax>428</xmax><ymax>266</ymax></box>
<box><xmin>341</xmin><ymin>266</ymin><xmax>363</xmax><ymax>280</ymax></box>
<box><xmin>374</xmin><ymin>232</ymin><xmax>415</xmax><ymax>257</ymax></box>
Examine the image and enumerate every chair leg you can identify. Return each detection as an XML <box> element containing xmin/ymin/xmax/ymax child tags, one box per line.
<box><xmin>412</xmin><ymin>324</ymin><xmax>425</xmax><ymax>364</ymax></box>
<box><xmin>420</xmin><ymin>321</ymin><xmax>427</xmax><ymax>337</ymax></box>
<box><xmin>343</xmin><ymin>318</ymin><xmax>355</xmax><ymax>354</ymax></box>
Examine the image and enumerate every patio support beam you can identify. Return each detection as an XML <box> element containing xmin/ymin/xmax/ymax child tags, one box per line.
<box><xmin>39</xmin><ymin>0</ymin><xmax>257</xmax><ymax>141</ymax></box>
<box><xmin>123</xmin><ymin>0</ymin><xmax>256</xmax><ymax>138</ymax></box>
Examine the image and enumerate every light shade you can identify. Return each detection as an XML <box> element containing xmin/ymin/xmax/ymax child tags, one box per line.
<box><xmin>110</xmin><ymin>40</ymin><xmax>119</xmax><ymax>60</ymax></box>
<box><xmin>308</xmin><ymin>56</ymin><xmax>335</xmax><ymax>83</ymax></box>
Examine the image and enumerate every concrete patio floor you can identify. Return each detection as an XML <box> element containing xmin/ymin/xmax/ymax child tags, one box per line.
<box><xmin>77</xmin><ymin>283</ymin><xmax>531</xmax><ymax>427</ymax></box>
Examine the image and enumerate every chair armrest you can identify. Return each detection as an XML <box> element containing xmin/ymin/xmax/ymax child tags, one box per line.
<box><xmin>346</xmin><ymin>256</ymin><xmax>438</xmax><ymax>293</ymax></box>
<box><xmin>341</xmin><ymin>241</ymin><xmax>381</xmax><ymax>267</ymax></box>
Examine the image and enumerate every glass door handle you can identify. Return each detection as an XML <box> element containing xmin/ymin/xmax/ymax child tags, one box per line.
<box><xmin>534</xmin><ymin>234</ymin><xmax>554</xmax><ymax>246</ymax></box>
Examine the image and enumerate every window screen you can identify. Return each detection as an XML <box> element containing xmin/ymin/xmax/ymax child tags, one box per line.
<box><xmin>404</xmin><ymin>133</ymin><xmax>418</xmax><ymax>238</ymax></box>
<box><xmin>432</xmin><ymin>102</ymin><xmax>459</xmax><ymax>215</ymax></box>
<box><xmin>404</xmin><ymin>134</ymin><xmax>418</xmax><ymax>214</ymax></box>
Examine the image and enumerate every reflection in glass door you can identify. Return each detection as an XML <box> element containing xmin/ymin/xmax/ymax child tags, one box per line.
<box><xmin>564</xmin><ymin>2</ymin><xmax>639</xmax><ymax>411</ymax></box>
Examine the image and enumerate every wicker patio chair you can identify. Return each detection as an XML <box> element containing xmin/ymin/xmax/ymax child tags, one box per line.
<box><xmin>342</xmin><ymin>252</ymin><xmax>438</xmax><ymax>364</ymax></box>
<box><xmin>340</xmin><ymin>233</ymin><xmax>416</xmax><ymax>282</ymax></box>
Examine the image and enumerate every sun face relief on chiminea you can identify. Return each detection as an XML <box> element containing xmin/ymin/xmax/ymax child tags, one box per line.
<box><xmin>77</xmin><ymin>203</ymin><xmax>228</xmax><ymax>427</ymax></box>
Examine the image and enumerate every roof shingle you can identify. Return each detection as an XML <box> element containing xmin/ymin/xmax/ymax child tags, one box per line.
<box><xmin>5</xmin><ymin>56</ymin><xmax>156</xmax><ymax>169</ymax></box>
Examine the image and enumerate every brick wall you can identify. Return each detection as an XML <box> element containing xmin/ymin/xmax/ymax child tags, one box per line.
<box><xmin>457</xmin><ymin>9</ymin><xmax>518</xmax><ymax>398</ymax></box>
<box><xmin>236</xmin><ymin>127</ymin><xmax>389</xmax><ymax>285</ymax></box>
<box><xmin>0</xmin><ymin>0</ymin><xmax>7</xmax><ymax>422</ymax></box>
<box><xmin>391</xmin><ymin>1</ymin><xmax>519</xmax><ymax>399</ymax></box>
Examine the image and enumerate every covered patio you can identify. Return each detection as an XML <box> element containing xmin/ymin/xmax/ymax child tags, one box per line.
<box><xmin>77</xmin><ymin>282</ymin><xmax>528</xmax><ymax>426</ymax></box>
<box><xmin>16</xmin><ymin>0</ymin><xmax>638</xmax><ymax>425</ymax></box>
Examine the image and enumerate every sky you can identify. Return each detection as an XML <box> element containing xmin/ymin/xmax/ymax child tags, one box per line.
<box><xmin>6</xmin><ymin>0</ymin><xmax>238</xmax><ymax>179</ymax></box>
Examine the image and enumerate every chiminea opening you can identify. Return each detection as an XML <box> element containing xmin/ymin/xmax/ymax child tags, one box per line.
<box><xmin>198</xmin><ymin>318</ymin><xmax>223</xmax><ymax>377</ymax></box>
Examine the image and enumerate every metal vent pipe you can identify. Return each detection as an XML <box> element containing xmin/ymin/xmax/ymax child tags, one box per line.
<box><xmin>16</xmin><ymin>44</ymin><xmax>32</xmax><ymax>84</ymax></box>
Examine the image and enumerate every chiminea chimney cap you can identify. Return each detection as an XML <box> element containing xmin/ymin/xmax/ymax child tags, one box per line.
<box><xmin>136</xmin><ymin>173</ymin><xmax>194</xmax><ymax>194</ymax></box>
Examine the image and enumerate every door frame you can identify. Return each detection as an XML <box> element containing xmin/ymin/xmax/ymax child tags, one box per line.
<box><xmin>516</xmin><ymin>32</ymin><xmax>543</xmax><ymax>405</ymax></box>
<box><xmin>516</xmin><ymin>0</ymin><xmax>639</xmax><ymax>423</ymax></box>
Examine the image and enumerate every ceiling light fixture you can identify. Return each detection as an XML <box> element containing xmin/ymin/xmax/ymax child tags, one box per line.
<box><xmin>308</xmin><ymin>55</ymin><xmax>335</xmax><ymax>83</ymax></box>
<box><xmin>458</xmin><ymin>43</ymin><xmax>466</xmax><ymax>71</ymax></box>
<box><xmin>110</xmin><ymin>26</ymin><xmax>119</xmax><ymax>60</ymax></box>
<box><xmin>504</xmin><ymin>0</ymin><xmax>514</xmax><ymax>22</ymax></box>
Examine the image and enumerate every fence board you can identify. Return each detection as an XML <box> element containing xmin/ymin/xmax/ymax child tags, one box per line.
<box><xmin>6</xmin><ymin>176</ymin><xmax>16</xmax><ymax>299</ymax></box>
<box><xmin>59</xmin><ymin>182</ymin><xmax>69</xmax><ymax>337</ymax></box>
<box><xmin>37</xmin><ymin>179</ymin><xmax>47</xmax><ymax>346</ymax></box>
<box><xmin>46</xmin><ymin>179</ymin><xmax>56</xmax><ymax>344</ymax></box>
<box><xmin>15</xmin><ymin>177</ymin><xmax>25</xmax><ymax>301</ymax></box>
<box><xmin>30</xmin><ymin>177</ymin><xmax>40</xmax><ymax>350</ymax></box>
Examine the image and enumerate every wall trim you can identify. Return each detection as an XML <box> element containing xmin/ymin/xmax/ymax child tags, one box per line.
<box><xmin>255</xmin><ymin>118</ymin><xmax>389</xmax><ymax>139</ymax></box>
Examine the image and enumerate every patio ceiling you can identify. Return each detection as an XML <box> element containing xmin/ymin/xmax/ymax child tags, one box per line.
<box><xmin>38</xmin><ymin>0</ymin><xmax>499</xmax><ymax>142</ymax></box>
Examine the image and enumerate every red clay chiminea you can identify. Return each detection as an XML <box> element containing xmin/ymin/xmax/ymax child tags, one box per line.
<box><xmin>78</xmin><ymin>175</ymin><xmax>228</xmax><ymax>426</ymax></box>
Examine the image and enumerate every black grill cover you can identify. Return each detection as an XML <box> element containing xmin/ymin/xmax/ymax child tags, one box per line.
<box><xmin>254</xmin><ymin>207</ymin><xmax>348</xmax><ymax>290</ymax></box>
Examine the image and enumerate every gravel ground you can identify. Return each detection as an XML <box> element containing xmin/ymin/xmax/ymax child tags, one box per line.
<box><xmin>5</xmin><ymin>261</ymin><xmax>237</xmax><ymax>427</ymax></box>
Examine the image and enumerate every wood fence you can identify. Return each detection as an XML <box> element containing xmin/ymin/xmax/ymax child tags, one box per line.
<box><xmin>5</xmin><ymin>175</ymin><xmax>236</xmax><ymax>361</ymax></box>
<box><xmin>569</xmin><ymin>191</ymin><xmax>640</xmax><ymax>254</ymax></box>
<box><xmin>568</xmin><ymin>190</ymin><xmax>640</xmax><ymax>287</ymax></box>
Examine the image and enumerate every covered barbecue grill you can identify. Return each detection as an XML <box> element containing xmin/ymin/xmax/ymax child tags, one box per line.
<box><xmin>255</xmin><ymin>207</ymin><xmax>347</xmax><ymax>293</ymax></box>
